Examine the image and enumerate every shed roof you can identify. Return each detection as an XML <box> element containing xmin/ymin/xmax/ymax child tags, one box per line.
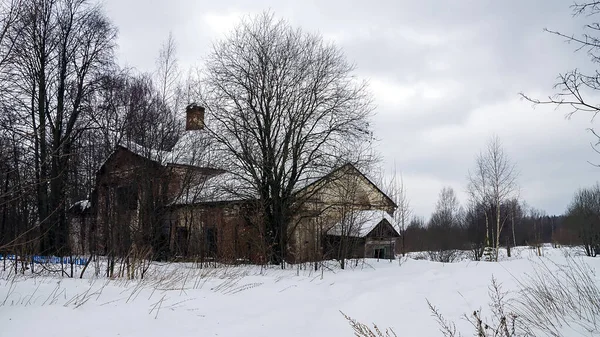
<box><xmin>326</xmin><ymin>210</ymin><xmax>396</xmax><ymax>238</ymax></box>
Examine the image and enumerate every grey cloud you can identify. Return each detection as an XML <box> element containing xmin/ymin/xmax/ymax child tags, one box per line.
<box><xmin>103</xmin><ymin>0</ymin><xmax>599</xmax><ymax>217</ymax></box>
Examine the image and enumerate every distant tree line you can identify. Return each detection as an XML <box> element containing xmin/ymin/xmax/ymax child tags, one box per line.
<box><xmin>401</xmin><ymin>198</ymin><xmax>568</xmax><ymax>261</ymax></box>
<box><xmin>392</xmin><ymin>136</ymin><xmax>598</xmax><ymax>262</ymax></box>
<box><xmin>399</xmin><ymin>182</ymin><xmax>600</xmax><ymax>261</ymax></box>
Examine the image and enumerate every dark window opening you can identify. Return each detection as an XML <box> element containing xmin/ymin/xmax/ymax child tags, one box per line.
<box><xmin>117</xmin><ymin>185</ymin><xmax>137</xmax><ymax>210</ymax></box>
<box><xmin>175</xmin><ymin>227</ymin><xmax>189</xmax><ymax>256</ymax></box>
<box><xmin>374</xmin><ymin>247</ymin><xmax>385</xmax><ymax>259</ymax></box>
<box><xmin>205</xmin><ymin>227</ymin><xmax>217</xmax><ymax>257</ymax></box>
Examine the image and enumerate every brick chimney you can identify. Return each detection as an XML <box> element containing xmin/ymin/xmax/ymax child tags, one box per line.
<box><xmin>185</xmin><ymin>103</ymin><xmax>205</xmax><ymax>131</ymax></box>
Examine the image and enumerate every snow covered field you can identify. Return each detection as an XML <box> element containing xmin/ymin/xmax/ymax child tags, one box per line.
<box><xmin>0</xmin><ymin>246</ymin><xmax>598</xmax><ymax>337</ymax></box>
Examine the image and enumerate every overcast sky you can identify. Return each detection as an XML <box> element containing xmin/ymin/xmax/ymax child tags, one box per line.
<box><xmin>103</xmin><ymin>0</ymin><xmax>599</xmax><ymax>218</ymax></box>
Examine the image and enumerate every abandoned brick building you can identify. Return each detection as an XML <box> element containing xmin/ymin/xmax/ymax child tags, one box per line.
<box><xmin>68</xmin><ymin>105</ymin><xmax>399</xmax><ymax>263</ymax></box>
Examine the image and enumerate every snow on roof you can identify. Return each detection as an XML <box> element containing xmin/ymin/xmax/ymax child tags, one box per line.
<box><xmin>168</xmin><ymin>172</ymin><xmax>256</xmax><ymax>205</ymax></box>
<box><xmin>69</xmin><ymin>199</ymin><xmax>91</xmax><ymax>213</ymax></box>
<box><xmin>326</xmin><ymin>210</ymin><xmax>393</xmax><ymax>238</ymax></box>
<box><xmin>103</xmin><ymin>131</ymin><xmax>253</xmax><ymax>206</ymax></box>
<box><xmin>166</xmin><ymin>131</ymin><xmax>212</xmax><ymax>167</ymax></box>
<box><xmin>116</xmin><ymin>131</ymin><xmax>212</xmax><ymax>168</ymax></box>
<box><xmin>118</xmin><ymin>141</ymin><xmax>169</xmax><ymax>163</ymax></box>
<box><xmin>293</xmin><ymin>175</ymin><xmax>321</xmax><ymax>192</ymax></box>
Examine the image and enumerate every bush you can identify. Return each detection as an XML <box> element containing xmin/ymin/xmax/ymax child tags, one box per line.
<box><xmin>427</xmin><ymin>249</ymin><xmax>461</xmax><ymax>263</ymax></box>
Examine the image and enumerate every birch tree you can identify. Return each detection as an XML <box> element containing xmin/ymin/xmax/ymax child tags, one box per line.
<box><xmin>155</xmin><ymin>32</ymin><xmax>182</xmax><ymax>113</ymax></box>
<box><xmin>468</xmin><ymin>136</ymin><xmax>519</xmax><ymax>261</ymax></box>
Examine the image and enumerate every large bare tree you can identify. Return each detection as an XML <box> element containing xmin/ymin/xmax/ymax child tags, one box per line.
<box><xmin>468</xmin><ymin>136</ymin><xmax>519</xmax><ymax>261</ymax></box>
<box><xmin>201</xmin><ymin>12</ymin><xmax>375</xmax><ymax>264</ymax></box>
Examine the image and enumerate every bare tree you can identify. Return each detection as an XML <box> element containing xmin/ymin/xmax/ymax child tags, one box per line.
<box><xmin>468</xmin><ymin>149</ymin><xmax>493</xmax><ymax>258</ymax></box>
<box><xmin>0</xmin><ymin>0</ymin><xmax>35</xmax><ymax>268</ymax></box>
<box><xmin>507</xmin><ymin>197</ymin><xmax>520</xmax><ymax>249</ymax></box>
<box><xmin>520</xmin><ymin>2</ymin><xmax>600</xmax><ymax>156</ymax></box>
<box><xmin>427</xmin><ymin>186</ymin><xmax>464</xmax><ymax>262</ymax></box>
<box><xmin>200</xmin><ymin>12</ymin><xmax>375</xmax><ymax>265</ymax></box>
<box><xmin>528</xmin><ymin>207</ymin><xmax>546</xmax><ymax>256</ymax></box>
<box><xmin>86</xmin><ymin>69</ymin><xmax>131</xmax><ymax>159</ymax></box>
<box><xmin>385</xmin><ymin>166</ymin><xmax>411</xmax><ymax>257</ymax></box>
<box><xmin>121</xmin><ymin>73</ymin><xmax>181</xmax><ymax>153</ymax></box>
<box><xmin>0</xmin><ymin>0</ymin><xmax>22</xmax><ymax>101</ymax></box>
<box><xmin>468</xmin><ymin>136</ymin><xmax>519</xmax><ymax>261</ymax></box>
<box><xmin>464</xmin><ymin>200</ymin><xmax>488</xmax><ymax>261</ymax></box>
<box><xmin>505</xmin><ymin>197</ymin><xmax>523</xmax><ymax>257</ymax></box>
<box><xmin>434</xmin><ymin>187</ymin><xmax>461</xmax><ymax>220</ymax></box>
<box><xmin>7</xmin><ymin>0</ymin><xmax>118</xmax><ymax>256</ymax></box>
<box><xmin>155</xmin><ymin>32</ymin><xmax>183</xmax><ymax>114</ymax></box>
<box><xmin>404</xmin><ymin>215</ymin><xmax>426</xmax><ymax>253</ymax></box>
<box><xmin>565</xmin><ymin>183</ymin><xmax>600</xmax><ymax>257</ymax></box>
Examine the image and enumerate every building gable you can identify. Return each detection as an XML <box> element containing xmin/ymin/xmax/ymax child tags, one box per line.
<box><xmin>97</xmin><ymin>146</ymin><xmax>161</xmax><ymax>177</ymax></box>
<box><xmin>295</xmin><ymin>163</ymin><xmax>397</xmax><ymax>215</ymax></box>
<box><xmin>365</xmin><ymin>219</ymin><xmax>400</xmax><ymax>239</ymax></box>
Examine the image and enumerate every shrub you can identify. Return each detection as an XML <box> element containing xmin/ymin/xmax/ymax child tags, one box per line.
<box><xmin>341</xmin><ymin>311</ymin><xmax>397</xmax><ymax>337</ymax></box>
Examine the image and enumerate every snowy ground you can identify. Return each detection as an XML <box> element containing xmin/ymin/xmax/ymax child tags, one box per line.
<box><xmin>0</xmin><ymin>246</ymin><xmax>598</xmax><ymax>337</ymax></box>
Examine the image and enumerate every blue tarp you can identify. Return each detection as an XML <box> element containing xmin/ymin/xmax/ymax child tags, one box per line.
<box><xmin>0</xmin><ymin>255</ymin><xmax>88</xmax><ymax>266</ymax></box>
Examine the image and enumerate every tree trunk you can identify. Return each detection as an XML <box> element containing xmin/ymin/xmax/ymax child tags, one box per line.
<box><xmin>37</xmin><ymin>71</ymin><xmax>50</xmax><ymax>254</ymax></box>
<box><xmin>511</xmin><ymin>209</ymin><xmax>517</xmax><ymax>248</ymax></box>
<box><xmin>495</xmin><ymin>202</ymin><xmax>501</xmax><ymax>262</ymax></box>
